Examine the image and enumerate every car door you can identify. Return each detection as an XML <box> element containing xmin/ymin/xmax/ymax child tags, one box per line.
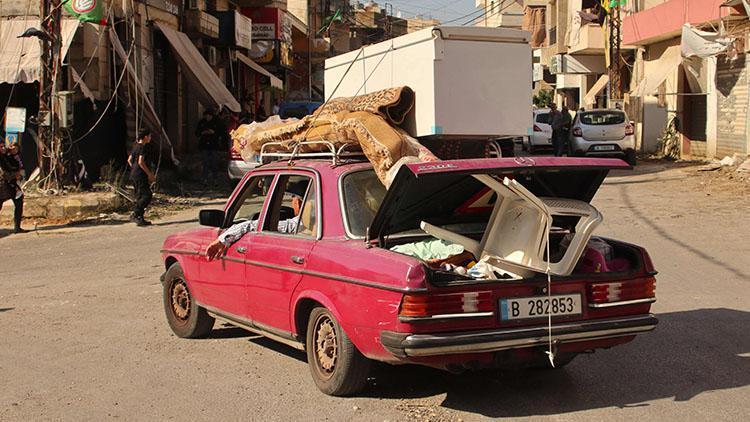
<box><xmin>533</xmin><ymin>111</ymin><xmax>552</xmax><ymax>145</ymax></box>
<box><xmin>197</xmin><ymin>173</ymin><xmax>276</xmax><ymax>318</ymax></box>
<box><xmin>245</xmin><ymin>172</ymin><xmax>320</xmax><ymax>333</ymax></box>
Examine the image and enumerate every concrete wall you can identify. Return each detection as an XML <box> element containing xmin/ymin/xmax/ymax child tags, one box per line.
<box><xmin>287</xmin><ymin>0</ymin><xmax>308</xmax><ymax>25</ymax></box>
<box><xmin>623</xmin><ymin>0</ymin><xmax>727</xmax><ymax>46</ymax></box>
<box><xmin>639</xmin><ymin>39</ymin><xmax>681</xmax><ymax>154</ymax></box>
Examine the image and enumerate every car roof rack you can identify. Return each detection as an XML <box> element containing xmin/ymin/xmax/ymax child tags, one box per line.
<box><xmin>260</xmin><ymin>140</ymin><xmax>367</xmax><ymax>166</ymax></box>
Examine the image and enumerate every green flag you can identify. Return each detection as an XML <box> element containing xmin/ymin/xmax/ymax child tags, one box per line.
<box><xmin>64</xmin><ymin>0</ymin><xmax>107</xmax><ymax>25</ymax></box>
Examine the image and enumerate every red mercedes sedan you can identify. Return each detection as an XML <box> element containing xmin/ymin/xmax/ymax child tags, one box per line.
<box><xmin>160</xmin><ymin>157</ymin><xmax>657</xmax><ymax>396</ymax></box>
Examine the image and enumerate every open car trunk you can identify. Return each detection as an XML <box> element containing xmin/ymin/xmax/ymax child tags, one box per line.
<box><xmin>369</xmin><ymin>157</ymin><xmax>634</xmax><ymax>281</ymax></box>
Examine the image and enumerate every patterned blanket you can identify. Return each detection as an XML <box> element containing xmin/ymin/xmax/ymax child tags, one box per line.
<box><xmin>231</xmin><ymin>87</ymin><xmax>437</xmax><ymax>187</ymax></box>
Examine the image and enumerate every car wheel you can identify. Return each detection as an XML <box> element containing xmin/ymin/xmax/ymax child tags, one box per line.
<box><xmin>163</xmin><ymin>263</ymin><xmax>214</xmax><ymax>338</ymax></box>
<box><xmin>528</xmin><ymin>144</ymin><xmax>535</xmax><ymax>155</ymax></box>
<box><xmin>625</xmin><ymin>150</ymin><xmax>637</xmax><ymax>166</ymax></box>
<box><xmin>306</xmin><ymin>307</ymin><xmax>371</xmax><ymax>396</ymax></box>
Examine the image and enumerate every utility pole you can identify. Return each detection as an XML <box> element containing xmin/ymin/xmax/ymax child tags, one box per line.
<box><xmin>608</xmin><ymin>4</ymin><xmax>622</xmax><ymax>107</ymax></box>
<box><xmin>38</xmin><ymin>0</ymin><xmax>64</xmax><ymax>190</ymax></box>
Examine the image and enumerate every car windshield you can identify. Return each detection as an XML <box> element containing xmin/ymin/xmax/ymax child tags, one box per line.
<box><xmin>535</xmin><ymin>113</ymin><xmax>550</xmax><ymax>124</ymax></box>
<box><xmin>580</xmin><ymin>111</ymin><xmax>626</xmax><ymax>126</ymax></box>
<box><xmin>341</xmin><ymin>169</ymin><xmax>387</xmax><ymax>237</ymax></box>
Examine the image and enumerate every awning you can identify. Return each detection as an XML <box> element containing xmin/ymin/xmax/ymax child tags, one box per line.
<box><xmin>235</xmin><ymin>51</ymin><xmax>284</xmax><ymax>89</ymax></box>
<box><xmin>631</xmin><ymin>45</ymin><xmax>682</xmax><ymax>97</ymax></box>
<box><xmin>0</xmin><ymin>19</ymin><xmax>79</xmax><ymax>83</ymax></box>
<box><xmin>154</xmin><ymin>22</ymin><xmax>240</xmax><ymax>113</ymax></box>
<box><xmin>109</xmin><ymin>29</ymin><xmax>178</xmax><ymax>165</ymax></box>
<box><xmin>583</xmin><ymin>74</ymin><xmax>609</xmax><ymax>107</ymax></box>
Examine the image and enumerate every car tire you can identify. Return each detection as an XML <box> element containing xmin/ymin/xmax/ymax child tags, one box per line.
<box><xmin>625</xmin><ymin>150</ymin><xmax>637</xmax><ymax>166</ymax></box>
<box><xmin>163</xmin><ymin>263</ymin><xmax>214</xmax><ymax>339</ymax></box>
<box><xmin>528</xmin><ymin>144</ymin><xmax>535</xmax><ymax>155</ymax></box>
<box><xmin>306</xmin><ymin>307</ymin><xmax>371</xmax><ymax>396</ymax></box>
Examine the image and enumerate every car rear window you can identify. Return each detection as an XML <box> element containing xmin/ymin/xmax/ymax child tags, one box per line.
<box><xmin>341</xmin><ymin>170</ymin><xmax>387</xmax><ymax>237</ymax></box>
<box><xmin>535</xmin><ymin>113</ymin><xmax>550</xmax><ymax>124</ymax></box>
<box><xmin>580</xmin><ymin>111</ymin><xmax>626</xmax><ymax>125</ymax></box>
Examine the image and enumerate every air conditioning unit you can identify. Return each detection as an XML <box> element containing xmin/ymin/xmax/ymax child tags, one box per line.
<box><xmin>188</xmin><ymin>0</ymin><xmax>205</xmax><ymax>10</ymax></box>
<box><xmin>206</xmin><ymin>46</ymin><xmax>218</xmax><ymax>66</ymax></box>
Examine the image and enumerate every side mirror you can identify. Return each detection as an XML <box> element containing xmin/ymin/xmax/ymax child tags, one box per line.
<box><xmin>199</xmin><ymin>209</ymin><xmax>225</xmax><ymax>228</ymax></box>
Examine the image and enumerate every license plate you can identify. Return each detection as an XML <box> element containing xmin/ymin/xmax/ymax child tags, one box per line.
<box><xmin>593</xmin><ymin>145</ymin><xmax>616</xmax><ymax>151</ymax></box>
<box><xmin>500</xmin><ymin>294</ymin><xmax>582</xmax><ymax>320</ymax></box>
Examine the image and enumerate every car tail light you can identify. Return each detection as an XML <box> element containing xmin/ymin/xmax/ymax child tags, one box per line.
<box><xmin>399</xmin><ymin>291</ymin><xmax>494</xmax><ymax>320</ymax></box>
<box><xmin>625</xmin><ymin>124</ymin><xmax>635</xmax><ymax>135</ymax></box>
<box><xmin>588</xmin><ymin>277</ymin><xmax>656</xmax><ymax>304</ymax></box>
<box><xmin>533</xmin><ymin>125</ymin><xmax>543</xmax><ymax>132</ymax></box>
<box><xmin>572</xmin><ymin>127</ymin><xmax>583</xmax><ymax>137</ymax></box>
<box><xmin>230</xmin><ymin>147</ymin><xmax>242</xmax><ymax>161</ymax></box>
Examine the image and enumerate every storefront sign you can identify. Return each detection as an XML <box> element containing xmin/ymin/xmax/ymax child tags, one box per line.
<box><xmin>243</xmin><ymin>7</ymin><xmax>285</xmax><ymax>39</ymax></box>
<box><xmin>235</xmin><ymin>12</ymin><xmax>252</xmax><ymax>50</ymax></box>
<box><xmin>533</xmin><ymin>64</ymin><xmax>544</xmax><ymax>82</ymax></box>
<box><xmin>250</xmin><ymin>40</ymin><xmax>275</xmax><ymax>64</ymax></box>
<box><xmin>4</xmin><ymin>133</ymin><xmax>19</xmax><ymax>148</ymax></box>
<box><xmin>252</xmin><ymin>23</ymin><xmax>276</xmax><ymax>40</ymax></box>
<box><xmin>146</xmin><ymin>0</ymin><xmax>181</xmax><ymax>16</ymax></box>
<box><xmin>4</xmin><ymin>107</ymin><xmax>26</xmax><ymax>133</ymax></box>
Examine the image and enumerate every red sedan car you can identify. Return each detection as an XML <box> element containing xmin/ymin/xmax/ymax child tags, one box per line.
<box><xmin>160</xmin><ymin>156</ymin><xmax>657</xmax><ymax>396</ymax></box>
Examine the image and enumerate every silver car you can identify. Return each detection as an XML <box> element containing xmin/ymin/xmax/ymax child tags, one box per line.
<box><xmin>570</xmin><ymin>109</ymin><xmax>637</xmax><ymax>165</ymax></box>
<box><xmin>228</xmin><ymin>147</ymin><xmax>261</xmax><ymax>182</ymax></box>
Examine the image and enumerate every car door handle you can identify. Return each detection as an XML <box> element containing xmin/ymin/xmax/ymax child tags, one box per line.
<box><xmin>236</xmin><ymin>247</ymin><xmax>247</xmax><ymax>253</ymax></box>
<box><xmin>291</xmin><ymin>256</ymin><xmax>305</xmax><ymax>265</ymax></box>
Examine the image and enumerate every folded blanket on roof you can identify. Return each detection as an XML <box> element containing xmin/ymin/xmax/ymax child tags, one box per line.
<box><xmin>230</xmin><ymin>86</ymin><xmax>437</xmax><ymax>188</ymax></box>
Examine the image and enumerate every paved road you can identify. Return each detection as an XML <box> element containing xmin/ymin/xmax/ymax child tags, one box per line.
<box><xmin>1</xmin><ymin>162</ymin><xmax>748</xmax><ymax>421</ymax></box>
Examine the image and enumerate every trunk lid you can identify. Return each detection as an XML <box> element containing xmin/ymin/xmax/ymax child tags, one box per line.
<box><xmin>369</xmin><ymin>157</ymin><xmax>629</xmax><ymax>245</ymax></box>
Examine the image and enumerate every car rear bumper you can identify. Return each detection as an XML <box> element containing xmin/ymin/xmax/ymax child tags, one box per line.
<box><xmin>570</xmin><ymin>135</ymin><xmax>635</xmax><ymax>156</ymax></box>
<box><xmin>380</xmin><ymin>314</ymin><xmax>657</xmax><ymax>358</ymax></box>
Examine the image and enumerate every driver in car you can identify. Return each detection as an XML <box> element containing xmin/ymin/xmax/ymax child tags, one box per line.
<box><xmin>206</xmin><ymin>182</ymin><xmax>307</xmax><ymax>260</ymax></box>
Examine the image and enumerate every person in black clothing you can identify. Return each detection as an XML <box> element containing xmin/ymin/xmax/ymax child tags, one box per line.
<box><xmin>128</xmin><ymin>129</ymin><xmax>156</xmax><ymax>226</ymax></box>
<box><xmin>196</xmin><ymin>109</ymin><xmax>224</xmax><ymax>180</ymax></box>
<box><xmin>0</xmin><ymin>142</ymin><xmax>26</xmax><ymax>234</ymax></box>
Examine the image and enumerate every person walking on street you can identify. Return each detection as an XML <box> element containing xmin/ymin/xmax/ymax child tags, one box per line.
<box><xmin>560</xmin><ymin>105</ymin><xmax>573</xmax><ymax>156</ymax></box>
<box><xmin>0</xmin><ymin>142</ymin><xmax>26</xmax><ymax>234</ymax></box>
<box><xmin>196</xmin><ymin>109</ymin><xmax>222</xmax><ymax>180</ymax></box>
<box><xmin>128</xmin><ymin>129</ymin><xmax>156</xmax><ymax>227</ymax></box>
<box><xmin>549</xmin><ymin>103</ymin><xmax>565</xmax><ymax>157</ymax></box>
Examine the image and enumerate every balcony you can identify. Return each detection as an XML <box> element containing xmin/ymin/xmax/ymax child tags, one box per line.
<box><xmin>567</xmin><ymin>23</ymin><xmax>605</xmax><ymax>55</ymax></box>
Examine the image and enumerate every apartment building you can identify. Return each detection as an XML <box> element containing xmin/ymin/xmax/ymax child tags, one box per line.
<box><xmin>624</xmin><ymin>0</ymin><xmax>749</xmax><ymax>159</ymax></box>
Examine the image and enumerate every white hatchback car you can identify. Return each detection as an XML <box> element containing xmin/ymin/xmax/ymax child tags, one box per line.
<box><xmin>570</xmin><ymin>109</ymin><xmax>637</xmax><ymax>165</ymax></box>
<box><xmin>524</xmin><ymin>109</ymin><xmax>553</xmax><ymax>154</ymax></box>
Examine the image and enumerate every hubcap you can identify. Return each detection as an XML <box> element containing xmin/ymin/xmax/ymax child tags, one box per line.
<box><xmin>315</xmin><ymin>316</ymin><xmax>338</xmax><ymax>374</ymax></box>
<box><xmin>170</xmin><ymin>279</ymin><xmax>190</xmax><ymax>321</ymax></box>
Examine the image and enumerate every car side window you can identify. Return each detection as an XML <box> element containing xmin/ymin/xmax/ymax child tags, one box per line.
<box><xmin>297</xmin><ymin>182</ymin><xmax>318</xmax><ymax>237</ymax></box>
<box><xmin>228</xmin><ymin>175</ymin><xmax>275</xmax><ymax>225</ymax></box>
<box><xmin>263</xmin><ymin>174</ymin><xmax>317</xmax><ymax>237</ymax></box>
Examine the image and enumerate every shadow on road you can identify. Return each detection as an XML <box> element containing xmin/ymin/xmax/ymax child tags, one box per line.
<box><xmin>619</xmin><ymin>184</ymin><xmax>750</xmax><ymax>280</ymax></box>
<box><xmin>359</xmin><ymin>308</ymin><xmax>750</xmax><ymax>417</ymax></box>
<box><xmin>208</xmin><ymin>325</ymin><xmax>253</xmax><ymax>339</ymax></box>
